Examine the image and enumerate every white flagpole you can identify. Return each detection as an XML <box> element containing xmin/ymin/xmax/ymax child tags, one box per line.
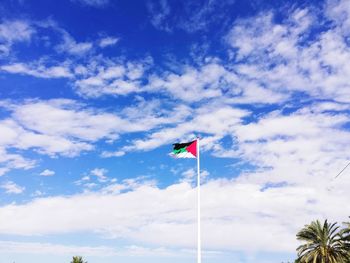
<box><xmin>197</xmin><ymin>138</ymin><xmax>201</xmax><ymax>263</ymax></box>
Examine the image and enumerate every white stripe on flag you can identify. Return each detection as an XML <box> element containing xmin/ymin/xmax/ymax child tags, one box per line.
<box><xmin>173</xmin><ymin>152</ymin><xmax>196</xmax><ymax>158</ymax></box>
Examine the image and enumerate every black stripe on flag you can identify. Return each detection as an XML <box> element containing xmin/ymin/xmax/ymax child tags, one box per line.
<box><xmin>173</xmin><ymin>140</ymin><xmax>195</xmax><ymax>150</ymax></box>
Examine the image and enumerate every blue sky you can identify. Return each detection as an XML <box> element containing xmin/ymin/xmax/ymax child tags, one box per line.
<box><xmin>1</xmin><ymin>0</ymin><xmax>350</xmax><ymax>262</ymax></box>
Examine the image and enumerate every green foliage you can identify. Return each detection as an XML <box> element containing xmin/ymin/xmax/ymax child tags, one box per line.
<box><xmin>295</xmin><ymin>219</ymin><xmax>350</xmax><ymax>263</ymax></box>
<box><xmin>71</xmin><ymin>256</ymin><xmax>87</xmax><ymax>263</ymax></box>
<box><xmin>342</xmin><ymin>218</ymin><xmax>350</xmax><ymax>237</ymax></box>
<box><xmin>341</xmin><ymin>218</ymin><xmax>350</xmax><ymax>253</ymax></box>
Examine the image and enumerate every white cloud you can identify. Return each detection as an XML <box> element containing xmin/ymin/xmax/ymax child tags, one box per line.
<box><xmin>99</xmin><ymin>177</ymin><xmax>156</xmax><ymax>195</ymax></box>
<box><xmin>147</xmin><ymin>61</ymin><xmax>286</xmax><ymax>104</ymax></box>
<box><xmin>0</xmin><ymin>20</ymin><xmax>34</xmax><ymax>43</ymax></box>
<box><xmin>0</xmin><ymin>20</ymin><xmax>34</xmax><ymax>56</ymax></box>
<box><xmin>0</xmin><ymin>21</ymin><xmax>147</xmax><ymax>97</ymax></box>
<box><xmin>225</xmin><ymin>4</ymin><xmax>350</xmax><ymax>103</ymax></box>
<box><xmin>101</xmin><ymin>150</ymin><xmax>125</xmax><ymax>157</ymax></box>
<box><xmin>0</xmin><ymin>240</ymin><xmax>198</xmax><ymax>258</ymax></box>
<box><xmin>32</xmin><ymin>190</ymin><xmax>45</xmax><ymax>197</ymax></box>
<box><xmin>72</xmin><ymin>0</ymin><xmax>109</xmax><ymax>7</ymax></box>
<box><xmin>1</xmin><ymin>181</ymin><xmax>25</xmax><ymax>194</ymax></box>
<box><xmin>0</xmin><ymin>240</ymin><xmax>118</xmax><ymax>256</ymax></box>
<box><xmin>148</xmin><ymin>63</ymin><xmax>229</xmax><ymax>102</ymax></box>
<box><xmin>0</xmin><ymin>147</ymin><xmax>36</xmax><ymax>176</ymax></box>
<box><xmin>11</xmin><ymin>100</ymin><xmax>121</xmax><ymax>142</ymax></box>
<box><xmin>0</xmin><ymin>101</ymin><xmax>117</xmax><ymax>173</ymax></box>
<box><xmin>0</xmin><ymin>98</ymin><xmax>192</xmax><ymax>175</ymax></box>
<box><xmin>74</xmin><ymin>60</ymin><xmax>147</xmax><ymax>97</ymax></box>
<box><xmin>326</xmin><ymin>0</ymin><xmax>350</xmax><ymax>35</ymax></box>
<box><xmin>1</xmin><ymin>62</ymin><xmax>73</xmax><ymax>78</ymax></box>
<box><xmin>56</xmin><ymin>32</ymin><xmax>93</xmax><ymax>55</ymax></box>
<box><xmin>2</xmin><ymin>2</ymin><xmax>350</xmax><ymax>107</ymax></box>
<box><xmin>0</xmin><ymin>177</ymin><xmax>349</xmax><ymax>252</ymax></box>
<box><xmin>90</xmin><ymin>168</ymin><xmax>108</xmax><ymax>180</ymax></box>
<box><xmin>177</xmin><ymin>0</ymin><xmax>235</xmax><ymax>33</ymax></box>
<box><xmin>39</xmin><ymin>169</ymin><xmax>55</xmax><ymax>177</ymax></box>
<box><xmin>81</xmin><ymin>176</ymin><xmax>90</xmax><ymax>181</ymax></box>
<box><xmin>308</xmin><ymin>101</ymin><xmax>350</xmax><ymax>113</ymax></box>
<box><xmin>232</xmin><ymin>107</ymin><xmax>350</xmax><ymax>188</ymax></box>
<box><xmin>0</xmin><ymin>167</ymin><xmax>9</xmax><ymax>176</ymax></box>
<box><xmin>0</xmin><ymin>19</ymin><xmax>293</xmax><ymax>104</ymax></box>
<box><xmin>125</xmin><ymin>105</ymin><xmax>249</xmax><ymax>152</ymax></box>
<box><xmin>227</xmin><ymin>9</ymin><xmax>311</xmax><ymax>60</ymax></box>
<box><xmin>180</xmin><ymin>168</ymin><xmax>209</xmax><ymax>184</ymax></box>
<box><xmin>182</xmin><ymin>169</ymin><xmax>196</xmax><ymax>181</ymax></box>
<box><xmin>10</xmin><ymin>99</ymin><xmax>190</xmax><ymax>145</ymax></box>
<box><xmin>99</xmin><ymin>36</ymin><xmax>119</xmax><ymax>48</ymax></box>
<box><xmin>147</xmin><ymin>0</ymin><xmax>235</xmax><ymax>33</ymax></box>
<box><xmin>147</xmin><ymin>0</ymin><xmax>172</xmax><ymax>32</ymax></box>
<box><xmin>0</xmin><ymin>116</ymin><xmax>93</xmax><ymax>158</ymax></box>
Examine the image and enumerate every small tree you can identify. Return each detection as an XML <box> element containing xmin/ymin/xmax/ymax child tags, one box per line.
<box><xmin>71</xmin><ymin>256</ymin><xmax>87</xmax><ymax>263</ymax></box>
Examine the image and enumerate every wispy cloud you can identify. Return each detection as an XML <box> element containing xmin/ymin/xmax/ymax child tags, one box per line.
<box><xmin>0</xmin><ymin>20</ymin><xmax>34</xmax><ymax>43</ymax></box>
<box><xmin>326</xmin><ymin>0</ymin><xmax>350</xmax><ymax>35</ymax></box>
<box><xmin>226</xmin><ymin>7</ymin><xmax>350</xmax><ymax>103</ymax></box>
<box><xmin>101</xmin><ymin>150</ymin><xmax>125</xmax><ymax>158</ymax></box>
<box><xmin>0</xmin><ymin>98</ymin><xmax>192</xmax><ymax>175</ymax></box>
<box><xmin>99</xmin><ymin>36</ymin><xmax>119</xmax><ymax>48</ymax></box>
<box><xmin>234</xmin><ymin>107</ymin><xmax>350</xmax><ymax>186</ymax></box>
<box><xmin>124</xmin><ymin>105</ymin><xmax>249</xmax><ymax>152</ymax></box>
<box><xmin>56</xmin><ymin>31</ymin><xmax>93</xmax><ymax>56</ymax></box>
<box><xmin>1</xmin><ymin>62</ymin><xmax>73</xmax><ymax>78</ymax></box>
<box><xmin>0</xmin><ymin>20</ymin><xmax>34</xmax><ymax>56</ymax></box>
<box><xmin>147</xmin><ymin>0</ymin><xmax>236</xmax><ymax>33</ymax></box>
<box><xmin>71</xmin><ymin>0</ymin><xmax>109</xmax><ymax>8</ymax></box>
<box><xmin>39</xmin><ymin>169</ymin><xmax>55</xmax><ymax>176</ymax></box>
<box><xmin>0</xmin><ymin>147</ymin><xmax>36</xmax><ymax>176</ymax></box>
<box><xmin>177</xmin><ymin>0</ymin><xmax>236</xmax><ymax>33</ymax></box>
<box><xmin>90</xmin><ymin>168</ymin><xmax>108</xmax><ymax>182</ymax></box>
<box><xmin>74</xmin><ymin>61</ymin><xmax>145</xmax><ymax>97</ymax></box>
<box><xmin>1</xmin><ymin>181</ymin><xmax>25</xmax><ymax>194</ymax></box>
<box><xmin>147</xmin><ymin>62</ymin><xmax>286</xmax><ymax>104</ymax></box>
<box><xmin>147</xmin><ymin>0</ymin><xmax>171</xmax><ymax>32</ymax></box>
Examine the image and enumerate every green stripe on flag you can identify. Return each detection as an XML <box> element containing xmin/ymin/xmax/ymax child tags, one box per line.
<box><xmin>173</xmin><ymin>147</ymin><xmax>187</xmax><ymax>154</ymax></box>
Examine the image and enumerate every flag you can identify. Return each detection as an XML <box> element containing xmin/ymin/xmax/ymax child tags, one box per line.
<box><xmin>170</xmin><ymin>140</ymin><xmax>197</xmax><ymax>158</ymax></box>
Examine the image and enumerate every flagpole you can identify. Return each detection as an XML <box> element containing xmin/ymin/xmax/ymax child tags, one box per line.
<box><xmin>197</xmin><ymin>138</ymin><xmax>201</xmax><ymax>263</ymax></box>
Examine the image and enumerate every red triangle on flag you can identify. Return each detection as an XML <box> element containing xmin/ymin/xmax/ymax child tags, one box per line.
<box><xmin>186</xmin><ymin>140</ymin><xmax>197</xmax><ymax>157</ymax></box>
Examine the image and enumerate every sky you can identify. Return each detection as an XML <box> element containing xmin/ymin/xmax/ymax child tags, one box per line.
<box><xmin>0</xmin><ymin>0</ymin><xmax>350</xmax><ymax>262</ymax></box>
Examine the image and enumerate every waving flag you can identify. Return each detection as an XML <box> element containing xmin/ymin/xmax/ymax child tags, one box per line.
<box><xmin>170</xmin><ymin>140</ymin><xmax>197</xmax><ymax>158</ymax></box>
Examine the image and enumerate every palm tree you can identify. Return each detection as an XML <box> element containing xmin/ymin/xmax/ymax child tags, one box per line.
<box><xmin>71</xmin><ymin>256</ymin><xmax>87</xmax><ymax>263</ymax></box>
<box><xmin>341</xmin><ymin>218</ymin><xmax>350</xmax><ymax>252</ymax></box>
<box><xmin>295</xmin><ymin>220</ymin><xmax>350</xmax><ymax>263</ymax></box>
<box><xmin>343</xmin><ymin>222</ymin><xmax>350</xmax><ymax>236</ymax></box>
